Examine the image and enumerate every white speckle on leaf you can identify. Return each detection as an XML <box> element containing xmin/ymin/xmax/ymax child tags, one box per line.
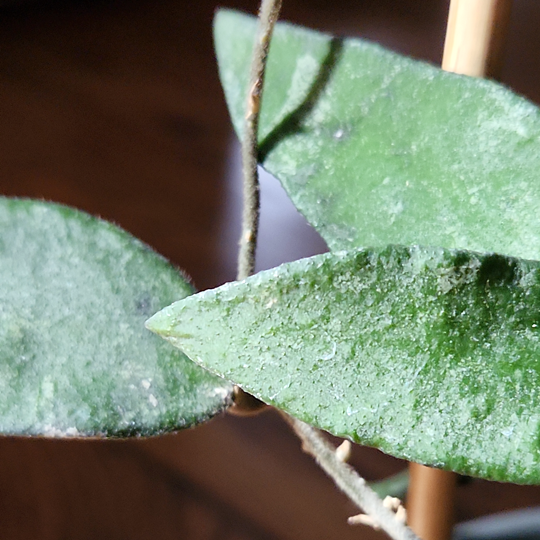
<box><xmin>43</xmin><ymin>425</ymin><xmax>80</xmax><ymax>438</ymax></box>
<box><xmin>148</xmin><ymin>394</ymin><xmax>158</xmax><ymax>407</ymax></box>
<box><xmin>388</xmin><ymin>201</ymin><xmax>404</xmax><ymax>223</ymax></box>
<box><xmin>41</xmin><ymin>377</ymin><xmax>54</xmax><ymax>400</ymax></box>
<box><xmin>321</xmin><ymin>342</ymin><xmax>337</xmax><ymax>360</ymax></box>
<box><xmin>141</xmin><ymin>379</ymin><xmax>151</xmax><ymax>390</ymax></box>
<box><xmin>211</xmin><ymin>387</ymin><xmax>230</xmax><ymax>400</ymax></box>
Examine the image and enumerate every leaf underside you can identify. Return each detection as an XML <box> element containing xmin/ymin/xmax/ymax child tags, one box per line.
<box><xmin>215</xmin><ymin>9</ymin><xmax>540</xmax><ymax>259</ymax></box>
<box><xmin>148</xmin><ymin>246</ymin><xmax>540</xmax><ymax>484</ymax></box>
<box><xmin>0</xmin><ymin>198</ymin><xmax>232</xmax><ymax>437</ymax></box>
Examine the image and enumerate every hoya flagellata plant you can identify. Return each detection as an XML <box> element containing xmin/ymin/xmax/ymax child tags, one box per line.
<box><xmin>152</xmin><ymin>3</ymin><xmax>540</xmax><ymax>529</ymax></box>
<box><xmin>3</xmin><ymin>1</ymin><xmax>540</xmax><ymax>538</ymax></box>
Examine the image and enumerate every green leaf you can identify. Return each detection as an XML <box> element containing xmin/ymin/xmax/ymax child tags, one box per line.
<box><xmin>0</xmin><ymin>198</ymin><xmax>232</xmax><ymax>437</ymax></box>
<box><xmin>369</xmin><ymin>470</ymin><xmax>409</xmax><ymax>500</ymax></box>
<box><xmin>215</xmin><ymin>9</ymin><xmax>540</xmax><ymax>259</ymax></box>
<box><xmin>148</xmin><ymin>245</ymin><xmax>540</xmax><ymax>484</ymax></box>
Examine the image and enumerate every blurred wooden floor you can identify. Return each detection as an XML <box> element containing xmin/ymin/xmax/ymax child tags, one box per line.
<box><xmin>2</xmin><ymin>0</ymin><xmax>540</xmax><ymax>538</ymax></box>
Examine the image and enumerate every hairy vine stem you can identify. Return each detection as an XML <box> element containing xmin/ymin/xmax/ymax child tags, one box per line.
<box><xmin>237</xmin><ymin>3</ymin><xmax>421</xmax><ymax>539</ymax></box>
<box><xmin>231</xmin><ymin>0</ymin><xmax>283</xmax><ymax>414</ymax></box>
<box><xmin>282</xmin><ymin>413</ymin><xmax>421</xmax><ymax>540</ymax></box>
<box><xmin>237</xmin><ymin>0</ymin><xmax>282</xmax><ymax>280</ymax></box>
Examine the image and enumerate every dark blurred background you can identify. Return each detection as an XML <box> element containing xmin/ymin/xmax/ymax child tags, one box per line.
<box><xmin>1</xmin><ymin>0</ymin><xmax>540</xmax><ymax>538</ymax></box>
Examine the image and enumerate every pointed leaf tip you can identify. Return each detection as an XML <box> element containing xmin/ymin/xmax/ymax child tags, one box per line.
<box><xmin>145</xmin><ymin>307</ymin><xmax>170</xmax><ymax>336</ymax></box>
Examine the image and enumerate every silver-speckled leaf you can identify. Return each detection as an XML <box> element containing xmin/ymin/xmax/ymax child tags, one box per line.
<box><xmin>149</xmin><ymin>245</ymin><xmax>540</xmax><ymax>484</ymax></box>
<box><xmin>215</xmin><ymin>9</ymin><xmax>540</xmax><ymax>259</ymax></box>
<box><xmin>0</xmin><ymin>198</ymin><xmax>232</xmax><ymax>437</ymax></box>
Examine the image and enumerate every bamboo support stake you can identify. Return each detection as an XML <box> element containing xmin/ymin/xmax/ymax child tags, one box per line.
<box><xmin>407</xmin><ymin>465</ymin><xmax>457</xmax><ymax>540</ymax></box>
<box><xmin>442</xmin><ymin>0</ymin><xmax>512</xmax><ymax>78</ymax></box>
<box><xmin>407</xmin><ymin>2</ymin><xmax>513</xmax><ymax>540</ymax></box>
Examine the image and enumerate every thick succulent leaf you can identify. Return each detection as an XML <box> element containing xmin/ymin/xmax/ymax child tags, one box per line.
<box><xmin>0</xmin><ymin>198</ymin><xmax>232</xmax><ymax>437</ymax></box>
<box><xmin>215</xmin><ymin>9</ymin><xmax>540</xmax><ymax>259</ymax></box>
<box><xmin>148</xmin><ymin>245</ymin><xmax>540</xmax><ymax>484</ymax></box>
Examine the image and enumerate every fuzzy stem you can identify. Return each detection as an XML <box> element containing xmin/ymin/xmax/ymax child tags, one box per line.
<box><xmin>232</xmin><ymin>0</ymin><xmax>282</xmax><ymax>413</ymax></box>
<box><xmin>283</xmin><ymin>413</ymin><xmax>421</xmax><ymax>540</ymax></box>
<box><xmin>237</xmin><ymin>0</ymin><xmax>283</xmax><ymax>281</ymax></box>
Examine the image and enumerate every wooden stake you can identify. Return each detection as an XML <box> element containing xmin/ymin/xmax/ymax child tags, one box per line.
<box><xmin>442</xmin><ymin>0</ymin><xmax>512</xmax><ymax>78</ymax></box>
<box><xmin>407</xmin><ymin>464</ymin><xmax>456</xmax><ymax>540</ymax></box>
<box><xmin>408</xmin><ymin>2</ymin><xmax>513</xmax><ymax>540</ymax></box>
